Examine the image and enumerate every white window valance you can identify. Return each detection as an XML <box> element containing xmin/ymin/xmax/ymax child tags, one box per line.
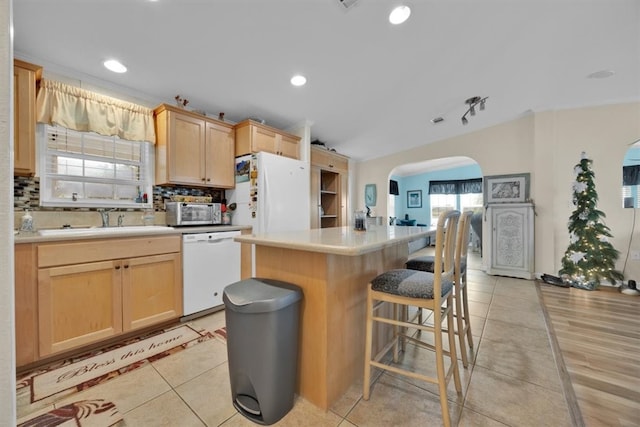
<box><xmin>36</xmin><ymin>79</ymin><xmax>156</xmax><ymax>143</ymax></box>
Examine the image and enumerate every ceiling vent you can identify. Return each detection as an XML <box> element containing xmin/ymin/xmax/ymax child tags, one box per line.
<box><xmin>338</xmin><ymin>0</ymin><xmax>359</xmax><ymax>9</ymax></box>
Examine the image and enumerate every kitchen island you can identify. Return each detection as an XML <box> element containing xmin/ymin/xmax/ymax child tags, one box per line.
<box><xmin>234</xmin><ymin>225</ymin><xmax>434</xmax><ymax>411</ymax></box>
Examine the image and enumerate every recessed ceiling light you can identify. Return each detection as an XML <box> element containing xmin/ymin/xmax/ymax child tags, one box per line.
<box><xmin>104</xmin><ymin>59</ymin><xmax>127</xmax><ymax>73</ymax></box>
<box><xmin>291</xmin><ymin>74</ymin><xmax>307</xmax><ymax>86</ymax></box>
<box><xmin>389</xmin><ymin>5</ymin><xmax>411</xmax><ymax>25</ymax></box>
<box><xmin>587</xmin><ymin>70</ymin><xmax>615</xmax><ymax>79</ymax></box>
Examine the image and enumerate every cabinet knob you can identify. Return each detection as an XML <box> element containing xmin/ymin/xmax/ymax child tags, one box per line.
<box><xmin>329</xmin><ymin>164</ymin><xmax>334</xmax><ymax>168</ymax></box>
<box><xmin>206</xmin><ymin>178</ymin><xmax>211</xmax><ymax>182</ymax></box>
<box><xmin>115</xmin><ymin>265</ymin><xmax>121</xmax><ymax>270</ymax></box>
<box><xmin>124</xmin><ymin>264</ymin><xmax>130</xmax><ymax>269</ymax></box>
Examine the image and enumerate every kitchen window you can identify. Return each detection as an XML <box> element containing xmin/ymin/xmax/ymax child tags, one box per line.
<box><xmin>38</xmin><ymin>123</ymin><xmax>154</xmax><ymax>208</ymax></box>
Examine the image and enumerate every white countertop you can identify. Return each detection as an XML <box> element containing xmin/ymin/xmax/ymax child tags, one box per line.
<box><xmin>234</xmin><ymin>225</ymin><xmax>435</xmax><ymax>256</ymax></box>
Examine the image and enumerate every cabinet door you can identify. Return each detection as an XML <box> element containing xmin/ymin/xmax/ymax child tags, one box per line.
<box><xmin>168</xmin><ymin>112</ymin><xmax>207</xmax><ymax>185</ymax></box>
<box><xmin>38</xmin><ymin>260</ymin><xmax>122</xmax><ymax>357</ymax></box>
<box><xmin>278</xmin><ymin>133</ymin><xmax>300</xmax><ymax>159</ymax></box>
<box><xmin>13</xmin><ymin>63</ymin><xmax>39</xmax><ymax>176</ymax></box>
<box><xmin>311</xmin><ymin>147</ymin><xmax>347</xmax><ymax>173</ymax></box>
<box><xmin>487</xmin><ymin>204</ymin><xmax>534</xmax><ymax>279</ymax></box>
<box><xmin>251</xmin><ymin>125</ymin><xmax>278</xmax><ymax>154</ymax></box>
<box><xmin>206</xmin><ymin>121</ymin><xmax>235</xmax><ymax>188</ymax></box>
<box><xmin>122</xmin><ymin>253</ymin><xmax>182</xmax><ymax>331</ymax></box>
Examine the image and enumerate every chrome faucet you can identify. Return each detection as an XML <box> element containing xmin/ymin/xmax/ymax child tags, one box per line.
<box><xmin>97</xmin><ymin>209</ymin><xmax>114</xmax><ymax>227</ymax></box>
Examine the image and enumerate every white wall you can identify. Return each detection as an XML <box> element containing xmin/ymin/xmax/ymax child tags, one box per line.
<box><xmin>1</xmin><ymin>0</ymin><xmax>17</xmax><ymax>424</ymax></box>
<box><xmin>355</xmin><ymin>102</ymin><xmax>640</xmax><ymax>279</ymax></box>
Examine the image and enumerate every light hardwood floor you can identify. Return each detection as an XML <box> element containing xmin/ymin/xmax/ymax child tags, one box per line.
<box><xmin>538</xmin><ymin>284</ymin><xmax>640</xmax><ymax>427</ymax></box>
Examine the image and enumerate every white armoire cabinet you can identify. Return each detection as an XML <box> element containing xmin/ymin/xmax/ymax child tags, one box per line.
<box><xmin>486</xmin><ymin>203</ymin><xmax>534</xmax><ymax>279</ymax></box>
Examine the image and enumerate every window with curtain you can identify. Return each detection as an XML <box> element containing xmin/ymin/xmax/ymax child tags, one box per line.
<box><xmin>429</xmin><ymin>178</ymin><xmax>482</xmax><ymax>225</ymax></box>
<box><xmin>36</xmin><ymin>79</ymin><xmax>156</xmax><ymax>208</ymax></box>
<box><xmin>36</xmin><ymin>79</ymin><xmax>156</xmax><ymax>143</ymax></box>
<box><xmin>39</xmin><ymin>124</ymin><xmax>153</xmax><ymax>208</ymax></box>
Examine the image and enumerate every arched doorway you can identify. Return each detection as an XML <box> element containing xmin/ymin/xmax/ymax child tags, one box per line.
<box><xmin>388</xmin><ymin>156</ymin><xmax>483</xmax><ymax>253</ymax></box>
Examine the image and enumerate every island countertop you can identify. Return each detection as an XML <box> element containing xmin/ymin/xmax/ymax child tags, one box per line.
<box><xmin>234</xmin><ymin>225</ymin><xmax>434</xmax><ymax>256</ymax></box>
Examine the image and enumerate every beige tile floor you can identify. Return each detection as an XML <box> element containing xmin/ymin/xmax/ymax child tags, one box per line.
<box><xmin>17</xmin><ymin>250</ymin><xmax>573</xmax><ymax>426</ymax></box>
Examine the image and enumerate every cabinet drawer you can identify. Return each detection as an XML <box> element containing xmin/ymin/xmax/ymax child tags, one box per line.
<box><xmin>38</xmin><ymin>235</ymin><xmax>181</xmax><ymax>268</ymax></box>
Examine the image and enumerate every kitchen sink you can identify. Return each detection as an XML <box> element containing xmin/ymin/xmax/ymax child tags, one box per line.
<box><xmin>38</xmin><ymin>225</ymin><xmax>174</xmax><ymax>237</ymax></box>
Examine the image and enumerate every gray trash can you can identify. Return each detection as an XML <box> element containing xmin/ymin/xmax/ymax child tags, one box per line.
<box><xmin>223</xmin><ymin>278</ymin><xmax>303</xmax><ymax>425</ymax></box>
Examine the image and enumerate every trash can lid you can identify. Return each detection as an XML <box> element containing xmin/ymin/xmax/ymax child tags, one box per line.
<box><xmin>223</xmin><ymin>278</ymin><xmax>302</xmax><ymax>313</ymax></box>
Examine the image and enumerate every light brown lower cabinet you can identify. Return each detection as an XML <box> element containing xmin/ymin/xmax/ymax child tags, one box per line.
<box><xmin>17</xmin><ymin>235</ymin><xmax>182</xmax><ymax>363</ymax></box>
<box><xmin>38</xmin><ymin>260</ymin><xmax>124</xmax><ymax>357</ymax></box>
<box><xmin>122</xmin><ymin>253</ymin><xmax>182</xmax><ymax>331</ymax></box>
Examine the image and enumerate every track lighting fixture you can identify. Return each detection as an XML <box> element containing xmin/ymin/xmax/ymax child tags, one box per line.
<box><xmin>461</xmin><ymin>96</ymin><xmax>488</xmax><ymax>125</ymax></box>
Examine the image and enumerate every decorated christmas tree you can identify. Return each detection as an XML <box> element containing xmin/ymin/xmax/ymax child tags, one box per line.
<box><xmin>559</xmin><ymin>152</ymin><xmax>623</xmax><ymax>290</ymax></box>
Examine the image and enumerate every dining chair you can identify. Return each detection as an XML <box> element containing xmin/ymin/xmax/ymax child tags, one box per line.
<box><xmin>363</xmin><ymin>210</ymin><xmax>462</xmax><ymax>427</ymax></box>
<box><xmin>405</xmin><ymin>210</ymin><xmax>474</xmax><ymax>367</ymax></box>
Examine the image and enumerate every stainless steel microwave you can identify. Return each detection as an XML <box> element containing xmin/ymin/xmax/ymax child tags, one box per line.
<box><xmin>165</xmin><ymin>202</ymin><xmax>222</xmax><ymax>226</ymax></box>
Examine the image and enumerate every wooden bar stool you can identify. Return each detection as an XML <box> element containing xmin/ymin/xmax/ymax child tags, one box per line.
<box><xmin>405</xmin><ymin>210</ymin><xmax>474</xmax><ymax>367</ymax></box>
<box><xmin>363</xmin><ymin>210</ymin><xmax>462</xmax><ymax>427</ymax></box>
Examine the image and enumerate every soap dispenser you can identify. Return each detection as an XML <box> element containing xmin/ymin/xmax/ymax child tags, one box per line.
<box><xmin>20</xmin><ymin>209</ymin><xmax>34</xmax><ymax>232</ymax></box>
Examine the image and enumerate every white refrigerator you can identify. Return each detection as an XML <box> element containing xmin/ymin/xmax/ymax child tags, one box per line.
<box><xmin>227</xmin><ymin>151</ymin><xmax>310</xmax><ymax>234</ymax></box>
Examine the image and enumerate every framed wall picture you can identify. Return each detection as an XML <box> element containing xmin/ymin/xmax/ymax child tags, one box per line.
<box><xmin>484</xmin><ymin>173</ymin><xmax>530</xmax><ymax>204</ymax></box>
<box><xmin>407</xmin><ymin>190</ymin><xmax>422</xmax><ymax>208</ymax></box>
<box><xmin>365</xmin><ymin>184</ymin><xmax>377</xmax><ymax>206</ymax></box>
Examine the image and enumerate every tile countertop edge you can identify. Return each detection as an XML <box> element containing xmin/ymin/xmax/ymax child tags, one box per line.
<box><xmin>14</xmin><ymin>225</ymin><xmax>253</xmax><ymax>243</ymax></box>
<box><xmin>234</xmin><ymin>225</ymin><xmax>436</xmax><ymax>256</ymax></box>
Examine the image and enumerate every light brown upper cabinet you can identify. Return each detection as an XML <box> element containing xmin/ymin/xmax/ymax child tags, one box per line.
<box><xmin>310</xmin><ymin>145</ymin><xmax>348</xmax><ymax>174</ymax></box>
<box><xmin>234</xmin><ymin>119</ymin><xmax>301</xmax><ymax>159</ymax></box>
<box><xmin>13</xmin><ymin>60</ymin><xmax>42</xmax><ymax>176</ymax></box>
<box><xmin>154</xmin><ymin>104</ymin><xmax>235</xmax><ymax>188</ymax></box>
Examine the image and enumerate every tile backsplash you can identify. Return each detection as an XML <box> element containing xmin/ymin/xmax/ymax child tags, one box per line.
<box><xmin>13</xmin><ymin>176</ymin><xmax>225</xmax><ymax>229</ymax></box>
<box><xmin>14</xmin><ymin>176</ymin><xmax>39</xmax><ymax>211</ymax></box>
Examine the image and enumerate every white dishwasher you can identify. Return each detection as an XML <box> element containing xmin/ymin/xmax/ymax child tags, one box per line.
<box><xmin>182</xmin><ymin>230</ymin><xmax>241</xmax><ymax>316</ymax></box>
